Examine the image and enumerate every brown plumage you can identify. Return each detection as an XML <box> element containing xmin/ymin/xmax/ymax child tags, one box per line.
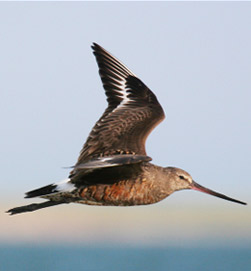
<box><xmin>7</xmin><ymin>43</ymin><xmax>246</xmax><ymax>215</ymax></box>
<box><xmin>77</xmin><ymin>43</ymin><xmax>164</xmax><ymax>162</ymax></box>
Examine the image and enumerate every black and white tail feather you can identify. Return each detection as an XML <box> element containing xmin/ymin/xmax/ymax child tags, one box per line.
<box><xmin>7</xmin><ymin>179</ymin><xmax>76</xmax><ymax>215</ymax></box>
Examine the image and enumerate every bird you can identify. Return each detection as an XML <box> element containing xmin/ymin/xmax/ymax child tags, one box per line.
<box><xmin>7</xmin><ymin>43</ymin><xmax>247</xmax><ymax>215</ymax></box>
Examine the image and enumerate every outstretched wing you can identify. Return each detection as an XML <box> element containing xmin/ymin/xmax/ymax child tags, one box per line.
<box><xmin>76</xmin><ymin>43</ymin><xmax>165</xmax><ymax>164</ymax></box>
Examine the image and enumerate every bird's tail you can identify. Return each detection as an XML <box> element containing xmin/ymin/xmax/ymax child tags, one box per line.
<box><xmin>24</xmin><ymin>178</ymin><xmax>75</xmax><ymax>199</ymax></box>
<box><xmin>7</xmin><ymin>200</ymin><xmax>67</xmax><ymax>215</ymax></box>
<box><xmin>25</xmin><ymin>184</ymin><xmax>57</xmax><ymax>198</ymax></box>
<box><xmin>7</xmin><ymin>179</ymin><xmax>75</xmax><ymax>215</ymax></box>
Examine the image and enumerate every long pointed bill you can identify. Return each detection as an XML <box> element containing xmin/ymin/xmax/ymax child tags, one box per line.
<box><xmin>191</xmin><ymin>181</ymin><xmax>247</xmax><ymax>205</ymax></box>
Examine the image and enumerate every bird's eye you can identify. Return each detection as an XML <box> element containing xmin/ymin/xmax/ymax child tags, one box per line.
<box><xmin>179</xmin><ymin>175</ymin><xmax>185</xmax><ymax>180</ymax></box>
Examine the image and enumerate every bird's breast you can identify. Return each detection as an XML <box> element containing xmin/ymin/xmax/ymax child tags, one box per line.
<box><xmin>77</xmin><ymin>177</ymin><xmax>164</xmax><ymax>206</ymax></box>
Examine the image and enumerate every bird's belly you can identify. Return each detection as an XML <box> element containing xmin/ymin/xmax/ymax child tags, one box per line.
<box><xmin>77</xmin><ymin>180</ymin><xmax>160</xmax><ymax>206</ymax></box>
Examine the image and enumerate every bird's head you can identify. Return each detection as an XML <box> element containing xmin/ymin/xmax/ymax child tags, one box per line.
<box><xmin>164</xmin><ymin>167</ymin><xmax>247</xmax><ymax>205</ymax></box>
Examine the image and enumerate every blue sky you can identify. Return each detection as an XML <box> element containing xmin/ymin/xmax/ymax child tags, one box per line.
<box><xmin>1</xmin><ymin>2</ymin><xmax>250</xmax><ymax>246</ymax></box>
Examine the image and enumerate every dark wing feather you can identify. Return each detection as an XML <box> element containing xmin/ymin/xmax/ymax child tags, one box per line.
<box><xmin>69</xmin><ymin>155</ymin><xmax>152</xmax><ymax>184</ymax></box>
<box><xmin>72</xmin><ymin>155</ymin><xmax>152</xmax><ymax>170</ymax></box>
<box><xmin>76</xmin><ymin>43</ymin><xmax>165</xmax><ymax>164</ymax></box>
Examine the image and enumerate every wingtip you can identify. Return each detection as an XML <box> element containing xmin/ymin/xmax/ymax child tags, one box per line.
<box><xmin>91</xmin><ymin>43</ymin><xmax>110</xmax><ymax>56</ymax></box>
<box><xmin>91</xmin><ymin>42</ymin><xmax>96</xmax><ymax>49</ymax></box>
<box><xmin>91</xmin><ymin>42</ymin><xmax>101</xmax><ymax>51</ymax></box>
<box><xmin>6</xmin><ymin>210</ymin><xmax>11</xmax><ymax>215</ymax></box>
<box><xmin>6</xmin><ymin>208</ymin><xmax>19</xmax><ymax>216</ymax></box>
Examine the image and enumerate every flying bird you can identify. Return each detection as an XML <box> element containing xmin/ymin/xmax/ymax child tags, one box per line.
<box><xmin>7</xmin><ymin>43</ymin><xmax>247</xmax><ymax>215</ymax></box>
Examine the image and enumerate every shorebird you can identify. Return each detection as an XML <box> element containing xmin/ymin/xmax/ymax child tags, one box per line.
<box><xmin>7</xmin><ymin>43</ymin><xmax>246</xmax><ymax>215</ymax></box>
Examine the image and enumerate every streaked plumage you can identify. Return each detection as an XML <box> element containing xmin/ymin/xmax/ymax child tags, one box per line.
<box><xmin>77</xmin><ymin>44</ymin><xmax>164</xmax><ymax>162</ymax></box>
<box><xmin>7</xmin><ymin>43</ymin><xmax>246</xmax><ymax>215</ymax></box>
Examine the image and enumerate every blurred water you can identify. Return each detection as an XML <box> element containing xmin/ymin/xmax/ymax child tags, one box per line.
<box><xmin>0</xmin><ymin>245</ymin><xmax>250</xmax><ymax>271</ymax></box>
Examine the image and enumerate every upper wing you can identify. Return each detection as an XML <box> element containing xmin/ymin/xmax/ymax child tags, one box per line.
<box><xmin>76</xmin><ymin>43</ymin><xmax>165</xmax><ymax>164</ymax></box>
